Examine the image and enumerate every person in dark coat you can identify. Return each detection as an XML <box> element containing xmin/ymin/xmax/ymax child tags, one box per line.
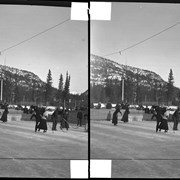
<box><xmin>64</xmin><ymin>109</ymin><xmax>69</xmax><ymax>130</ymax></box>
<box><xmin>155</xmin><ymin>106</ymin><xmax>162</xmax><ymax>132</ymax></box>
<box><xmin>158</xmin><ymin>107</ymin><xmax>169</xmax><ymax>133</ymax></box>
<box><xmin>151</xmin><ymin>107</ymin><xmax>157</xmax><ymax>120</ymax></box>
<box><xmin>38</xmin><ymin>110</ymin><xmax>48</xmax><ymax>133</ymax></box>
<box><xmin>112</xmin><ymin>107</ymin><xmax>122</xmax><ymax>125</ymax></box>
<box><xmin>60</xmin><ymin>109</ymin><xmax>69</xmax><ymax>130</ymax></box>
<box><xmin>1</xmin><ymin>106</ymin><xmax>9</xmax><ymax>122</ymax></box>
<box><xmin>121</xmin><ymin>106</ymin><xmax>130</xmax><ymax>123</ymax></box>
<box><xmin>77</xmin><ymin>110</ymin><xmax>83</xmax><ymax>126</ymax></box>
<box><xmin>30</xmin><ymin>112</ymin><xmax>36</xmax><ymax>120</ymax></box>
<box><xmin>51</xmin><ymin>107</ymin><xmax>60</xmax><ymax>131</ymax></box>
<box><xmin>34</xmin><ymin>107</ymin><xmax>42</xmax><ymax>132</ymax></box>
<box><xmin>173</xmin><ymin>107</ymin><xmax>180</xmax><ymax>130</ymax></box>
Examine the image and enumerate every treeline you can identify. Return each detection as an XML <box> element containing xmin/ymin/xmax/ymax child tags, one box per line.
<box><xmin>1</xmin><ymin>68</ymin><xmax>86</xmax><ymax>108</ymax></box>
<box><xmin>90</xmin><ymin>69</ymin><xmax>180</xmax><ymax>106</ymax></box>
<box><xmin>45</xmin><ymin>69</ymin><xmax>71</xmax><ymax>107</ymax></box>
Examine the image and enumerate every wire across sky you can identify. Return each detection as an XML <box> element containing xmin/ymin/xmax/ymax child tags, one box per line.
<box><xmin>102</xmin><ymin>20</ymin><xmax>180</xmax><ymax>57</ymax></box>
<box><xmin>0</xmin><ymin>18</ymin><xmax>70</xmax><ymax>55</ymax></box>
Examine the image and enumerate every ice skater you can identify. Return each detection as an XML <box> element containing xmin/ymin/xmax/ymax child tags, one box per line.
<box><xmin>121</xmin><ymin>105</ymin><xmax>129</xmax><ymax>123</ymax></box>
<box><xmin>0</xmin><ymin>105</ymin><xmax>9</xmax><ymax>122</ymax></box>
<box><xmin>172</xmin><ymin>107</ymin><xmax>180</xmax><ymax>131</ymax></box>
<box><xmin>159</xmin><ymin>107</ymin><xmax>169</xmax><ymax>133</ymax></box>
<box><xmin>112</xmin><ymin>107</ymin><xmax>122</xmax><ymax>126</ymax></box>
<box><xmin>155</xmin><ymin>106</ymin><xmax>162</xmax><ymax>132</ymax></box>
<box><xmin>77</xmin><ymin>110</ymin><xmax>83</xmax><ymax>127</ymax></box>
<box><xmin>38</xmin><ymin>109</ymin><xmax>48</xmax><ymax>133</ymax></box>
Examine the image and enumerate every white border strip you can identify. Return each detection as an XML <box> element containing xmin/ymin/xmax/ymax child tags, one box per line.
<box><xmin>71</xmin><ymin>2</ymin><xmax>88</xmax><ymax>21</ymax></box>
<box><xmin>70</xmin><ymin>160</ymin><xmax>88</xmax><ymax>178</ymax></box>
<box><xmin>90</xmin><ymin>160</ymin><xmax>112</xmax><ymax>178</ymax></box>
<box><xmin>90</xmin><ymin>2</ymin><xmax>112</xmax><ymax>21</ymax></box>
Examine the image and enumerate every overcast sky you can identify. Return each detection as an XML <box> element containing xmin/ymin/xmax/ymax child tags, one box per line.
<box><xmin>0</xmin><ymin>4</ymin><xmax>88</xmax><ymax>94</ymax></box>
<box><xmin>91</xmin><ymin>2</ymin><xmax>180</xmax><ymax>88</ymax></box>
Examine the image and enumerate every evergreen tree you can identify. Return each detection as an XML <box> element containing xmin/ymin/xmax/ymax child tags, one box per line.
<box><xmin>167</xmin><ymin>69</ymin><xmax>174</xmax><ymax>103</ymax></box>
<box><xmin>45</xmin><ymin>69</ymin><xmax>53</xmax><ymax>105</ymax></box>
<box><xmin>63</xmin><ymin>71</ymin><xmax>70</xmax><ymax>105</ymax></box>
<box><xmin>59</xmin><ymin>74</ymin><xmax>64</xmax><ymax>92</ymax></box>
<box><xmin>57</xmin><ymin>74</ymin><xmax>63</xmax><ymax>103</ymax></box>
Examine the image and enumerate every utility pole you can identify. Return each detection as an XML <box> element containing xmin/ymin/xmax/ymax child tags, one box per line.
<box><xmin>119</xmin><ymin>51</ymin><xmax>125</xmax><ymax>102</ymax></box>
<box><xmin>122</xmin><ymin>75</ymin><xmax>124</xmax><ymax>102</ymax></box>
<box><xmin>0</xmin><ymin>79</ymin><xmax>3</xmax><ymax>102</ymax></box>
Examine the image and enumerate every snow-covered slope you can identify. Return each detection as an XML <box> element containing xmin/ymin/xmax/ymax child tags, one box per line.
<box><xmin>90</xmin><ymin>54</ymin><xmax>166</xmax><ymax>88</ymax></box>
<box><xmin>0</xmin><ymin>65</ymin><xmax>45</xmax><ymax>88</ymax></box>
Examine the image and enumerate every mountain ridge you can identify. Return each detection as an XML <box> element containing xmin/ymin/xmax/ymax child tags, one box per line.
<box><xmin>90</xmin><ymin>54</ymin><xmax>166</xmax><ymax>87</ymax></box>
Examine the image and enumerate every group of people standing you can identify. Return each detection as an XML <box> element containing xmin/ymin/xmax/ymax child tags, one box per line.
<box><xmin>107</xmin><ymin>104</ymin><xmax>180</xmax><ymax>133</ymax></box>
<box><xmin>107</xmin><ymin>104</ymin><xmax>130</xmax><ymax>126</ymax></box>
<box><xmin>153</xmin><ymin>106</ymin><xmax>180</xmax><ymax>133</ymax></box>
<box><xmin>155</xmin><ymin>107</ymin><xmax>169</xmax><ymax>133</ymax></box>
<box><xmin>33</xmin><ymin>106</ymin><xmax>70</xmax><ymax>133</ymax></box>
<box><xmin>33</xmin><ymin>106</ymin><xmax>47</xmax><ymax>133</ymax></box>
<box><xmin>51</xmin><ymin>107</ymin><xmax>69</xmax><ymax>131</ymax></box>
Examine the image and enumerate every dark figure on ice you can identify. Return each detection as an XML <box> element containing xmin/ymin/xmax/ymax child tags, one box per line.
<box><xmin>77</xmin><ymin>110</ymin><xmax>83</xmax><ymax>127</ymax></box>
<box><xmin>159</xmin><ymin>107</ymin><xmax>169</xmax><ymax>133</ymax></box>
<box><xmin>61</xmin><ymin>109</ymin><xmax>69</xmax><ymax>130</ymax></box>
<box><xmin>151</xmin><ymin>106</ymin><xmax>157</xmax><ymax>120</ymax></box>
<box><xmin>51</xmin><ymin>107</ymin><xmax>60</xmax><ymax>131</ymax></box>
<box><xmin>0</xmin><ymin>105</ymin><xmax>9</xmax><ymax>122</ymax></box>
<box><xmin>172</xmin><ymin>107</ymin><xmax>180</xmax><ymax>131</ymax></box>
<box><xmin>155</xmin><ymin>107</ymin><xmax>162</xmax><ymax>132</ymax></box>
<box><xmin>30</xmin><ymin>108</ymin><xmax>36</xmax><ymax>120</ymax></box>
<box><xmin>38</xmin><ymin>110</ymin><xmax>48</xmax><ymax>133</ymax></box>
<box><xmin>112</xmin><ymin>107</ymin><xmax>122</xmax><ymax>126</ymax></box>
<box><xmin>121</xmin><ymin>106</ymin><xmax>130</xmax><ymax>123</ymax></box>
<box><xmin>34</xmin><ymin>107</ymin><xmax>42</xmax><ymax>132</ymax></box>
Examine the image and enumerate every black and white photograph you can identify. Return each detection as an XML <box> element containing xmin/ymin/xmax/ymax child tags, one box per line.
<box><xmin>0</xmin><ymin>1</ymin><xmax>88</xmax><ymax>178</ymax></box>
<box><xmin>90</xmin><ymin>1</ymin><xmax>180</xmax><ymax>178</ymax></box>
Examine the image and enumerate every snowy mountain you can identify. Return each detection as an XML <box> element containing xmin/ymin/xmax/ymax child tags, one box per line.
<box><xmin>1</xmin><ymin>65</ymin><xmax>45</xmax><ymax>88</ymax></box>
<box><xmin>90</xmin><ymin>54</ymin><xmax>167</xmax><ymax>88</ymax></box>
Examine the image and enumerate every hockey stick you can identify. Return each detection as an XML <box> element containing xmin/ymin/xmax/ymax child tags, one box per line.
<box><xmin>59</xmin><ymin>120</ymin><xmax>66</xmax><ymax>132</ymax></box>
<box><xmin>62</xmin><ymin>118</ymin><xmax>79</xmax><ymax>129</ymax></box>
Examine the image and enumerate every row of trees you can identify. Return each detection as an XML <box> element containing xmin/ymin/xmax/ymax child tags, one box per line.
<box><xmin>45</xmin><ymin>69</ymin><xmax>71</xmax><ymax>106</ymax></box>
<box><xmin>1</xmin><ymin>68</ymin><xmax>72</xmax><ymax>107</ymax></box>
<box><xmin>1</xmin><ymin>67</ymin><xmax>89</xmax><ymax>109</ymax></box>
<box><xmin>90</xmin><ymin>69</ymin><xmax>180</xmax><ymax>106</ymax></box>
